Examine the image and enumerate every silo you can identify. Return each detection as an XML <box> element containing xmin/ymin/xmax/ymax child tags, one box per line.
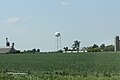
<box><xmin>6</xmin><ymin>38</ymin><xmax>10</xmax><ymax>47</ymax></box>
<box><xmin>119</xmin><ymin>40</ymin><xmax>120</xmax><ymax>50</ymax></box>
<box><xmin>115</xmin><ymin>36</ymin><xmax>119</xmax><ymax>51</ymax></box>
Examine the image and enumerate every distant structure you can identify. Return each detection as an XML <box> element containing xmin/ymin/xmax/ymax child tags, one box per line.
<box><xmin>6</xmin><ymin>38</ymin><xmax>10</xmax><ymax>46</ymax></box>
<box><xmin>0</xmin><ymin>38</ymin><xmax>16</xmax><ymax>53</ymax></box>
<box><xmin>55</xmin><ymin>32</ymin><xmax>62</xmax><ymax>51</ymax></box>
<box><xmin>115</xmin><ymin>36</ymin><xmax>120</xmax><ymax>51</ymax></box>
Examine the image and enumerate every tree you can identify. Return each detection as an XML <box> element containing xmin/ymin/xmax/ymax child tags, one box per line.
<box><xmin>104</xmin><ymin>45</ymin><xmax>114</xmax><ymax>51</ymax></box>
<box><xmin>58</xmin><ymin>50</ymin><xmax>63</xmax><ymax>53</ymax></box>
<box><xmin>92</xmin><ymin>44</ymin><xmax>99</xmax><ymax>48</ymax></box>
<box><xmin>86</xmin><ymin>44</ymin><xmax>101</xmax><ymax>52</ymax></box>
<box><xmin>86</xmin><ymin>43</ymin><xmax>115</xmax><ymax>52</ymax></box>
<box><xmin>94</xmin><ymin>48</ymin><xmax>101</xmax><ymax>52</ymax></box>
<box><xmin>32</xmin><ymin>48</ymin><xmax>36</xmax><ymax>53</ymax></box>
<box><xmin>86</xmin><ymin>46</ymin><xmax>93</xmax><ymax>52</ymax></box>
<box><xmin>37</xmin><ymin>49</ymin><xmax>40</xmax><ymax>52</ymax></box>
<box><xmin>63</xmin><ymin>47</ymin><xmax>68</xmax><ymax>53</ymax></box>
<box><xmin>72</xmin><ymin>40</ymin><xmax>80</xmax><ymax>52</ymax></box>
<box><xmin>100</xmin><ymin>44</ymin><xmax>105</xmax><ymax>51</ymax></box>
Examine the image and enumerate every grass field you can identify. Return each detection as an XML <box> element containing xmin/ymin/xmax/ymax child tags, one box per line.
<box><xmin>0</xmin><ymin>52</ymin><xmax>120</xmax><ymax>80</ymax></box>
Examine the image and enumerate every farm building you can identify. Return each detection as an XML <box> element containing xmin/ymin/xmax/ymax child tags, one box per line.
<box><xmin>115</xmin><ymin>36</ymin><xmax>120</xmax><ymax>51</ymax></box>
<box><xmin>0</xmin><ymin>38</ymin><xmax>16</xmax><ymax>53</ymax></box>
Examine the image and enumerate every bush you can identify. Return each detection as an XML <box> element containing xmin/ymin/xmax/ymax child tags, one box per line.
<box><xmin>58</xmin><ymin>50</ymin><xmax>63</xmax><ymax>53</ymax></box>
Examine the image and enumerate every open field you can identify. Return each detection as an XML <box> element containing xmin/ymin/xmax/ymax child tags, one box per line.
<box><xmin>0</xmin><ymin>52</ymin><xmax>120</xmax><ymax>80</ymax></box>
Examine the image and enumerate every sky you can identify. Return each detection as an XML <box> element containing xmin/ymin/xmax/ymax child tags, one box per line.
<box><xmin>0</xmin><ymin>0</ymin><xmax>120</xmax><ymax>51</ymax></box>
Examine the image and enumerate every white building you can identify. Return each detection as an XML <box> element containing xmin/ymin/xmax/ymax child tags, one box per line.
<box><xmin>0</xmin><ymin>38</ymin><xmax>16</xmax><ymax>53</ymax></box>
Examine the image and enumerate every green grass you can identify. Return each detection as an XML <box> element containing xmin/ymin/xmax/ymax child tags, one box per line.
<box><xmin>0</xmin><ymin>52</ymin><xmax>120</xmax><ymax>79</ymax></box>
<box><xmin>0</xmin><ymin>75</ymin><xmax>120</xmax><ymax>80</ymax></box>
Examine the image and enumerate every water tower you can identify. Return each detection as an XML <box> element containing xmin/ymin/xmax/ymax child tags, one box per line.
<box><xmin>55</xmin><ymin>32</ymin><xmax>62</xmax><ymax>51</ymax></box>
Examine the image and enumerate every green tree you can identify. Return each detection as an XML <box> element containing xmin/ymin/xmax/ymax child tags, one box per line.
<box><xmin>104</xmin><ymin>45</ymin><xmax>114</xmax><ymax>51</ymax></box>
<box><xmin>63</xmin><ymin>47</ymin><xmax>68</xmax><ymax>53</ymax></box>
<box><xmin>37</xmin><ymin>49</ymin><xmax>40</xmax><ymax>52</ymax></box>
<box><xmin>100</xmin><ymin>44</ymin><xmax>105</xmax><ymax>51</ymax></box>
<box><xmin>92</xmin><ymin>44</ymin><xmax>99</xmax><ymax>48</ymax></box>
<box><xmin>72</xmin><ymin>40</ymin><xmax>80</xmax><ymax>52</ymax></box>
<box><xmin>86</xmin><ymin>44</ymin><xmax>101</xmax><ymax>52</ymax></box>
<box><xmin>32</xmin><ymin>48</ymin><xmax>36</xmax><ymax>53</ymax></box>
<box><xmin>94</xmin><ymin>48</ymin><xmax>101</xmax><ymax>52</ymax></box>
<box><xmin>86</xmin><ymin>46</ymin><xmax>93</xmax><ymax>52</ymax></box>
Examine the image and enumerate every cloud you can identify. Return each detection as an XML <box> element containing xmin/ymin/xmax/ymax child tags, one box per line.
<box><xmin>23</xmin><ymin>16</ymin><xmax>32</xmax><ymax>22</ymax></box>
<box><xmin>5</xmin><ymin>17</ymin><xmax>21</xmax><ymax>24</ymax></box>
<box><xmin>60</xmin><ymin>2</ymin><xmax>71</xmax><ymax>6</ymax></box>
<box><xmin>2</xmin><ymin>16</ymin><xmax>31</xmax><ymax>24</ymax></box>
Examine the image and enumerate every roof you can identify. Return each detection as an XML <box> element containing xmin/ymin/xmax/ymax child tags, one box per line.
<box><xmin>0</xmin><ymin>47</ymin><xmax>11</xmax><ymax>53</ymax></box>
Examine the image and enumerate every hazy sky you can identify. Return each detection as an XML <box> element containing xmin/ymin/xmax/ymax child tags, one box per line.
<box><xmin>0</xmin><ymin>0</ymin><xmax>120</xmax><ymax>51</ymax></box>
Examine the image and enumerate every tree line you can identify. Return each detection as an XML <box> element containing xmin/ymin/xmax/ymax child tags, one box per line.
<box><xmin>83</xmin><ymin>44</ymin><xmax>114</xmax><ymax>52</ymax></box>
<box><xmin>63</xmin><ymin>40</ymin><xmax>114</xmax><ymax>53</ymax></box>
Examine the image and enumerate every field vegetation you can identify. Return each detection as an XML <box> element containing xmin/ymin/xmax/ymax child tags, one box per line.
<box><xmin>0</xmin><ymin>52</ymin><xmax>120</xmax><ymax>79</ymax></box>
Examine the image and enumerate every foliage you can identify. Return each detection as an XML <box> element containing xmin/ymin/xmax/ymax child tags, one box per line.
<box><xmin>63</xmin><ymin>47</ymin><xmax>68</xmax><ymax>53</ymax></box>
<box><xmin>0</xmin><ymin>52</ymin><xmax>120</xmax><ymax>79</ymax></box>
<box><xmin>37</xmin><ymin>49</ymin><xmax>40</xmax><ymax>52</ymax></box>
<box><xmin>72</xmin><ymin>40</ymin><xmax>80</xmax><ymax>51</ymax></box>
<box><xmin>23</xmin><ymin>48</ymin><xmax>40</xmax><ymax>53</ymax></box>
<box><xmin>86</xmin><ymin>44</ymin><xmax>114</xmax><ymax>52</ymax></box>
<box><xmin>103</xmin><ymin>45</ymin><xmax>114</xmax><ymax>51</ymax></box>
<box><xmin>57</xmin><ymin>50</ymin><xmax>63</xmax><ymax>53</ymax></box>
<box><xmin>92</xmin><ymin>44</ymin><xmax>99</xmax><ymax>48</ymax></box>
<box><xmin>0</xmin><ymin>74</ymin><xmax>120</xmax><ymax>80</ymax></box>
<box><xmin>100</xmin><ymin>44</ymin><xmax>105</xmax><ymax>50</ymax></box>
